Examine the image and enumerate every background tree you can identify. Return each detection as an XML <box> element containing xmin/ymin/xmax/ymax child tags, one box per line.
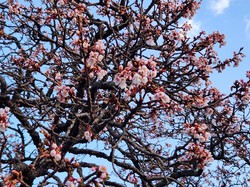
<box><xmin>0</xmin><ymin>0</ymin><xmax>249</xmax><ymax>186</ymax></box>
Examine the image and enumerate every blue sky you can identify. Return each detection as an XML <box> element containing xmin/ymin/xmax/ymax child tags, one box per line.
<box><xmin>188</xmin><ymin>0</ymin><xmax>250</xmax><ymax>92</ymax></box>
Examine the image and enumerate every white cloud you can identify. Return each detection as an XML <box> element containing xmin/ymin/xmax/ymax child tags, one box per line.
<box><xmin>209</xmin><ymin>0</ymin><xmax>230</xmax><ymax>15</ymax></box>
<box><xmin>245</xmin><ymin>15</ymin><xmax>250</xmax><ymax>39</ymax></box>
<box><xmin>186</xmin><ymin>19</ymin><xmax>202</xmax><ymax>38</ymax></box>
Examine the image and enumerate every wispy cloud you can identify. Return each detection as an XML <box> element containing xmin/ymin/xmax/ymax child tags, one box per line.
<box><xmin>209</xmin><ymin>0</ymin><xmax>230</xmax><ymax>15</ymax></box>
<box><xmin>245</xmin><ymin>15</ymin><xmax>250</xmax><ymax>39</ymax></box>
<box><xmin>186</xmin><ymin>19</ymin><xmax>202</xmax><ymax>38</ymax></box>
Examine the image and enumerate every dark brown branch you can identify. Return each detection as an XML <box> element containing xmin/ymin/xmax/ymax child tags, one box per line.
<box><xmin>155</xmin><ymin>169</ymin><xmax>203</xmax><ymax>187</ymax></box>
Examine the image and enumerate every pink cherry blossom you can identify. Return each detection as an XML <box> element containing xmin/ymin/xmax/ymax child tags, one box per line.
<box><xmin>192</xmin><ymin>97</ymin><xmax>208</xmax><ymax>108</ymax></box>
<box><xmin>65</xmin><ymin>176</ymin><xmax>78</xmax><ymax>187</ymax></box>
<box><xmin>153</xmin><ymin>92</ymin><xmax>170</xmax><ymax>103</ymax></box>
<box><xmin>87</xmin><ymin>51</ymin><xmax>98</xmax><ymax>68</ymax></box>
<box><xmin>97</xmin><ymin>54</ymin><xmax>104</xmax><ymax>62</ymax></box>
<box><xmin>139</xmin><ymin>65</ymin><xmax>150</xmax><ymax>76</ymax></box>
<box><xmin>0</xmin><ymin>107</ymin><xmax>10</xmax><ymax>132</ymax></box>
<box><xmin>114</xmin><ymin>75</ymin><xmax>127</xmax><ymax>89</ymax></box>
<box><xmin>96</xmin><ymin>69</ymin><xmax>107</xmax><ymax>80</ymax></box>
<box><xmin>50</xmin><ymin>149</ymin><xmax>56</xmax><ymax>157</ymax></box>
<box><xmin>98</xmin><ymin>165</ymin><xmax>108</xmax><ymax>181</ymax></box>
<box><xmin>84</xmin><ymin>131</ymin><xmax>92</xmax><ymax>142</ymax></box>
<box><xmin>55</xmin><ymin>72</ymin><xmax>62</xmax><ymax>81</ymax></box>
<box><xmin>65</xmin><ymin>181</ymin><xmax>75</xmax><ymax>187</ymax></box>
<box><xmin>132</xmin><ymin>73</ymin><xmax>142</xmax><ymax>85</ymax></box>
<box><xmin>100</xmin><ymin>172</ymin><xmax>107</xmax><ymax>179</ymax></box>
<box><xmin>50</xmin><ymin>142</ymin><xmax>62</xmax><ymax>161</ymax></box>
<box><xmin>51</xmin><ymin>142</ymin><xmax>57</xmax><ymax>149</ymax></box>
<box><xmin>83</xmin><ymin>39</ymin><xmax>90</xmax><ymax>49</ymax></box>
<box><xmin>99</xmin><ymin>165</ymin><xmax>107</xmax><ymax>173</ymax></box>
<box><xmin>54</xmin><ymin>154</ymin><xmax>62</xmax><ymax>161</ymax></box>
<box><xmin>94</xmin><ymin>40</ymin><xmax>105</xmax><ymax>53</ymax></box>
<box><xmin>54</xmin><ymin>85</ymin><xmax>75</xmax><ymax>102</ymax></box>
<box><xmin>186</xmin><ymin>142</ymin><xmax>214</xmax><ymax>168</ymax></box>
<box><xmin>128</xmin><ymin>174</ymin><xmax>138</xmax><ymax>184</ymax></box>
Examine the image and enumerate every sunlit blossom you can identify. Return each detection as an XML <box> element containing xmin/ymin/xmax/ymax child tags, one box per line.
<box><xmin>153</xmin><ymin>92</ymin><xmax>170</xmax><ymax>103</ymax></box>
<box><xmin>84</xmin><ymin>131</ymin><xmax>92</xmax><ymax>142</ymax></box>
<box><xmin>132</xmin><ymin>73</ymin><xmax>142</xmax><ymax>85</ymax></box>
<box><xmin>95</xmin><ymin>40</ymin><xmax>105</xmax><ymax>53</ymax></box>
<box><xmin>114</xmin><ymin>76</ymin><xmax>127</xmax><ymax>89</ymax></box>
<box><xmin>50</xmin><ymin>143</ymin><xmax>62</xmax><ymax>161</ymax></box>
<box><xmin>97</xmin><ymin>69</ymin><xmax>107</xmax><ymax>80</ymax></box>
<box><xmin>87</xmin><ymin>51</ymin><xmax>98</xmax><ymax>68</ymax></box>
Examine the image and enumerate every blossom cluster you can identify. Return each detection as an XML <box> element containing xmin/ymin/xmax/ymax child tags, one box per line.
<box><xmin>54</xmin><ymin>85</ymin><xmax>75</xmax><ymax>102</ymax></box>
<box><xmin>46</xmin><ymin>70</ymin><xmax>76</xmax><ymax>103</ymax></box>
<box><xmin>65</xmin><ymin>166</ymin><xmax>107</xmax><ymax>187</ymax></box>
<box><xmin>92</xmin><ymin>165</ymin><xmax>108</xmax><ymax>182</ymax></box>
<box><xmin>184</xmin><ymin>123</ymin><xmax>210</xmax><ymax>143</ymax></box>
<box><xmin>233</xmin><ymin>79</ymin><xmax>250</xmax><ymax>105</ymax></box>
<box><xmin>181</xmin><ymin>123</ymin><xmax>213</xmax><ymax>169</ymax></box>
<box><xmin>82</xmin><ymin>40</ymin><xmax>107</xmax><ymax>81</ymax></box>
<box><xmin>11</xmin><ymin>55</ymin><xmax>39</xmax><ymax>70</ymax></box>
<box><xmin>114</xmin><ymin>56</ymin><xmax>157</xmax><ymax>91</ymax></box>
<box><xmin>0</xmin><ymin>107</ymin><xmax>10</xmax><ymax>132</ymax></box>
<box><xmin>65</xmin><ymin>177</ymin><xmax>82</xmax><ymax>187</ymax></box>
<box><xmin>98</xmin><ymin>165</ymin><xmax>108</xmax><ymax>181</ymax></box>
<box><xmin>186</xmin><ymin>142</ymin><xmax>214</xmax><ymax>168</ymax></box>
<box><xmin>153</xmin><ymin>90</ymin><xmax>170</xmax><ymax>104</ymax></box>
<box><xmin>127</xmin><ymin>174</ymin><xmax>138</xmax><ymax>184</ymax></box>
<box><xmin>65</xmin><ymin>178</ymin><xmax>76</xmax><ymax>187</ymax></box>
<box><xmin>191</xmin><ymin>96</ymin><xmax>208</xmax><ymax>108</ymax></box>
<box><xmin>50</xmin><ymin>142</ymin><xmax>62</xmax><ymax>161</ymax></box>
<box><xmin>156</xmin><ymin>0</ymin><xmax>201</xmax><ymax>20</ymax></box>
<box><xmin>86</xmin><ymin>51</ymin><xmax>104</xmax><ymax>69</ymax></box>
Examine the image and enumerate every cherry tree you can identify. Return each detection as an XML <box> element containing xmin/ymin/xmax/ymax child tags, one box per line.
<box><xmin>0</xmin><ymin>0</ymin><xmax>250</xmax><ymax>186</ymax></box>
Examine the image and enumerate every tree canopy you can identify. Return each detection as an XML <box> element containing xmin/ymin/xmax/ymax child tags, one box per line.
<box><xmin>0</xmin><ymin>0</ymin><xmax>249</xmax><ymax>186</ymax></box>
